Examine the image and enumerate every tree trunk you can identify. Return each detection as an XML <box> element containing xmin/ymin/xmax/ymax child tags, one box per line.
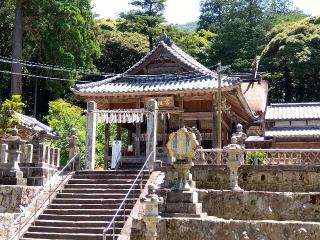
<box><xmin>11</xmin><ymin>0</ymin><xmax>24</xmax><ymax>96</ymax></box>
<box><xmin>284</xmin><ymin>66</ymin><xmax>293</xmax><ymax>102</ymax></box>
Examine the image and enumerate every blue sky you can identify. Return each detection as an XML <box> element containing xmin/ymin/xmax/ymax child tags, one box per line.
<box><xmin>92</xmin><ymin>0</ymin><xmax>320</xmax><ymax>24</ymax></box>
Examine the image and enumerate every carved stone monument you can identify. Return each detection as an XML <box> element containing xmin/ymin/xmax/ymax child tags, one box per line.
<box><xmin>163</xmin><ymin>127</ymin><xmax>206</xmax><ymax>217</ymax></box>
<box><xmin>224</xmin><ymin>136</ymin><xmax>244</xmax><ymax>191</ymax></box>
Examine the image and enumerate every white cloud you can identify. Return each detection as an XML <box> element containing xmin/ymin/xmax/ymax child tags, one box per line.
<box><xmin>165</xmin><ymin>0</ymin><xmax>200</xmax><ymax>24</ymax></box>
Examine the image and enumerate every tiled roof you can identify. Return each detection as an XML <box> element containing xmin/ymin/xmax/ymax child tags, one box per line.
<box><xmin>265</xmin><ymin>102</ymin><xmax>320</xmax><ymax>120</ymax></box>
<box><xmin>125</xmin><ymin>41</ymin><xmax>213</xmax><ymax>75</ymax></box>
<box><xmin>74</xmin><ymin>72</ymin><xmax>239</xmax><ymax>95</ymax></box>
<box><xmin>15</xmin><ymin>112</ymin><xmax>57</xmax><ymax>137</ymax></box>
<box><xmin>265</xmin><ymin>127</ymin><xmax>320</xmax><ymax>137</ymax></box>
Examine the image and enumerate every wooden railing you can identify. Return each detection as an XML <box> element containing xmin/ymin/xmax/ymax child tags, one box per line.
<box><xmin>193</xmin><ymin>148</ymin><xmax>320</xmax><ymax>165</ymax></box>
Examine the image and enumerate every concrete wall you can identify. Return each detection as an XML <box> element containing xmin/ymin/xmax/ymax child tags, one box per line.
<box><xmin>165</xmin><ymin>164</ymin><xmax>320</xmax><ymax>192</ymax></box>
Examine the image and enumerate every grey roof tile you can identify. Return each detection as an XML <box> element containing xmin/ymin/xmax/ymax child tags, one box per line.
<box><xmin>265</xmin><ymin>126</ymin><xmax>320</xmax><ymax>137</ymax></box>
<box><xmin>75</xmin><ymin>73</ymin><xmax>239</xmax><ymax>94</ymax></box>
<box><xmin>265</xmin><ymin>102</ymin><xmax>320</xmax><ymax>120</ymax></box>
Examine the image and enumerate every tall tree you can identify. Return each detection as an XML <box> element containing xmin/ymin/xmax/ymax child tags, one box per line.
<box><xmin>94</xmin><ymin>19</ymin><xmax>149</xmax><ymax>73</ymax></box>
<box><xmin>119</xmin><ymin>0</ymin><xmax>166</xmax><ymax>50</ymax></box>
<box><xmin>261</xmin><ymin>17</ymin><xmax>320</xmax><ymax>102</ymax></box>
<box><xmin>10</xmin><ymin>0</ymin><xmax>24</xmax><ymax>95</ymax></box>
<box><xmin>199</xmin><ymin>0</ymin><xmax>302</xmax><ymax>70</ymax></box>
<box><xmin>0</xmin><ymin>0</ymin><xmax>100</xmax><ymax>117</ymax></box>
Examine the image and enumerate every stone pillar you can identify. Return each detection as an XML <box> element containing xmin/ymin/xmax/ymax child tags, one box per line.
<box><xmin>31</xmin><ymin>129</ymin><xmax>46</xmax><ymax>164</ymax></box>
<box><xmin>1</xmin><ymin>144</ymin><xmax>8</xmax><ymax>163</ymax></box>
<box><xmin>135</xmin><ymin>123</ymin><xmax>141</xmax><ymax>157</ymax></box>
<box><xmin>68</xmin><ymin>128</ymin><xmax>79</xmax><ymax>170</ymax></box>
<box><xmin>85</xmin><ymin>101</ymin><xmax>97</xmax><ymax>170</ymax></box>
<box><xmin>25</xmin><ymin>144</ymin><xmax>33</xmax><ymax>163</ymax></box>
<box><xmin>224</xmin><ymin>136</ymin><xmax>244</xmax><ymax>191</ymax></box>
<box><xmin>104</xmin><ymin>123</ymin><xmax>110</xmax><ymax>169</ymax></box>
<box><xmin>141</xmin><ymin>185</ymin><xmax>163</xmax><ymax>240</ymax></box>
<box><xmin>146</xmin><ymin>99</ymin><xmax>158</xmax><ymax>169</ymax></box>
<box><xmin>212</xmin><ymin>104</ymin><xmax>217</xmax><ymax>148</ymax></box>
<box><xmin>38</xmin><ymin>143</ymin><xmax>47</xmax><ymax>165</ymax></box>
<box><xmin>45</xmin><ymin>145</ymin><xmax>51</xmax><ymax>165</ymax></box>
<box><xmin>54</xmin><ymin>148</ymin><xmax>60</xmax><ymax>167</ymax></box>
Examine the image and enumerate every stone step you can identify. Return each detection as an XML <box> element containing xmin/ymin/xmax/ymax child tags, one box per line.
<box><xmin>55</xmin><ymin>193</ymin><xmax>133</xmax><ymax>199</ymax></box>
<box><xmin>34</xmin><ymin>220</ymin><xmax>124</xmax><ymax>228</ymax></box>
<box><xmin>72</xmin><ymin>174</ymin><xmax>142</xmax><ymax>179</ymax></box>
<box><xmin>43</xmin><ymin>209</ymin><xmax>131</xmax><ymax>215</ymax></box>
<box><xmin>28</xmin><ymin>226</ymin><xmax>122</xmax><ymax>234</ymax></box>
<box><xmin>38</xmin><ymin>214</ymin><xmax>128</xmax><ymax>222</ymax></box>
<box><xmin>60</xmin><ymin>188</ymin><xmax>141</xmax><ymax>194</ymax></box>
<box><xmin>52</xmin><ymin>198</ymin><xmax>136</xmax><ymax>205</ymax></box>
<box><xmin>67</xmin><ymin>178</ymin><xmax>147</xmax><ymax>184</ymax></box>
<box><xmin>49</xmin><ymin>203</ymin><xmax>133</xmax><ymax>209</ymax></box>
<box><xmin>64</xmin><ymin>183</ymin><xmax>135</xmax><ymax>189</ymax></box>
<box><xmin>22</xmin><ymin>232</ymin><xmax>117</xmax><ymax>240</ymax></box>
<box><xmin>75</xmin><ymin>170</ymin><xmax>143</xmax><ymax>175</ymax></box>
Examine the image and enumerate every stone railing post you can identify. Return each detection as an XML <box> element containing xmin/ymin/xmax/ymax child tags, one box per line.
<box><xmin>68</xmin><ymin>128</ymin><xmax>79</xmax><ymax>170</ymax></box>
<box><xmin>25</xmin><ymin>144</ymin><xmax>33</xmax><ymax>163</ymax></box>
<box><xmin>1</xmin><ymin>144</ymin><xmax>8</xmax><ymax>163</ymax></box>
<box><xmin>224</xmin><ymin>136</ymin><xmax>244</xmax><ymax>191</ymax></box>
<box><xmin>54</xmin><ymin>148</ymin><xmax>60</xmax><ymax>167</ymax></box>
<box><xmin>31</xmin><ymin>129</ymin><xmax>46</xmax><ymax>164</ymax></box>
<box><xmin>141</xmin><ymin>185</ymin><xmax>163</xmax><ymax>240</ymax></box>
<box><xmin>146</xmin><ymin>99</ymin><xmax>158</xmax><ymax>170</ymax></box>
<box><xmin>38</xmin><ymin>143</ymin><xmax>47</xmax><ymax>165</ymax></box>
<box><xmin>85</xmin><ymin>101</ymin><xmax>97</xmax><ymax>170</ymax></box>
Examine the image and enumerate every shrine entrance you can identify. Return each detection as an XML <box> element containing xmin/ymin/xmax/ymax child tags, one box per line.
<box><xmin>84</xmin><ymin>99</ymin><xmax>158</xmax><ymax>170</ymax></box>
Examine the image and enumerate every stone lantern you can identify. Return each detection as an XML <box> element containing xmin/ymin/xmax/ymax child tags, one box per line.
<box><xmin>233</xmin><ymin>123</ymin><xmax>247</xmax><ymax>148</ymax></box>
<box><xmin>141</xmin><ymin>184</ymin><xmax>163</xmax><ymax>240</ymax></box>
<box><xmin>224</xmin><ymin>136</ymin><xmax>244</xmax><ymax>191</ymax></box>
<box><xmin>2</xmin><ymin>127</ymin><xmax>26</xmax><ymax>185</ymax></box>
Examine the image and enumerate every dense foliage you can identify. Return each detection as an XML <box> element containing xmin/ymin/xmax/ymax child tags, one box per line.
<box><xmin>198</xmin><ymin>0</ymin><xmax>305</xmax><ymax>70</ymax></box>
<box><xmin>0</xmin><ymin>0</ymin><xmax>100</xmax><ymax>117</ymax></box>
<box><xmin>261</xmin><ymin>17</ymin><xmax>320</xmax><ymax>102</ymax></box>
<box><xmin>0</xmin><ymin>95</ymin><xmax>24</xmax><ymax>136</ymax></box>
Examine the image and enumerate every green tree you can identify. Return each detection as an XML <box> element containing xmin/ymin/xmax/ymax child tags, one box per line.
<box><xmin>261</xmin><ymin>17</ymin><xmax>320</xmax><ymax>102</ymax></box>
<box><xmin>95</xmin><ymin>19</ymin><xmax>149</xmax><ymax>73</ymax></box>
<box><xmin>199</xmin><ymin>0</ymin><xmax>303</xmax><ymax>71</ymax></box>
<box><xmin>45</xmin><ymin>99</ymin><xmax>120</xmax><ymax>168</ymax></box>
<box><xmin>0</xmin><ymin>95</ymin><xmax>25</xmax><ymax>136</ymax></box>
<box><xmin>0</xmin><ymin>0</ymin><xmax>15</xmax><ymax>100</ymax></box>
<box><xmin>119</xmin><ymin>0</ymin><xmax>166</xmax><ymax>50</ymax></box>
<box><xmin>0</xmin><ymin>0</ymin><xmax>100</xmax><ymax>117</ymax></box>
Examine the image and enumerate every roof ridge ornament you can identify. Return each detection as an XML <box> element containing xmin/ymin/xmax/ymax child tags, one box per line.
<box><xmin>156</xmin><ymin>31</ymin><xmax>173</xmax><ymax>47</ymax></box>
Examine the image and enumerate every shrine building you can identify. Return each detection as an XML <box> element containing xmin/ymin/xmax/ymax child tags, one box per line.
<box><xmin>73</xmin><ymin>34</ymin><xmax>268</xmax><ymax>161</ymax></box>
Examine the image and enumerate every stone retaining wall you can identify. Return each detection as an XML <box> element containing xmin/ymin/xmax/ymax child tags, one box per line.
<box><xmin>165</xmin><ymin>165</ymin><xmax>320</xmax><ymax>192</ymax></box>
<box><xmin>139</xmin><ymin>218</ymin><xmax>320</xmax><ymax>240</ymax></box>
<box><xmin>199</xmin><ymin>190</ymin><xmax>320</xmax><ymax>221</ymax></box>
<box><xmin>0</xmin><ymin>213</ymin><xmax>15</xmax><ymax>240</ymax></box>
<box><xmin>0</xmin><ymin>185</ymin><xmax>40</xmax><ymax>213</ymax></box>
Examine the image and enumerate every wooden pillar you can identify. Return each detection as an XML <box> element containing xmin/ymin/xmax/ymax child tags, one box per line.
<box><xmin>116</xmin><ymin>124</ymin><xmax>122</xmax><ymax>140</ymax></box>
<box><xmin>104</xmin><ymin>123</ymin><xmax>110</xmax><ymax>169</ymax></box>
<box><xmin>85</xmin><ymin>101</ymin><xmax>97</xmax><ymax>170</ymax></box>
<box><xmin>146</xmin><ymin>99</ymin><xmax>158</xmax><ymax>169</ymax></box>
<box><xmin>162</xmin><ymin>114</ymin><xmax>167</xmax><ymax>147</ymax></box>
<box><xmin>212</xmin><ymin>94</ymin><xmax>217</xmax><ymax>148</ymax></box>
<box><xmin>135</xmin><ymin>99</ymin><xmax>141</xmax><ymax>157</ymax></box>
<box><xmin>178</xmin><ymin>95</ymin><xmax>184</xmax><ymax>128</ymax></box>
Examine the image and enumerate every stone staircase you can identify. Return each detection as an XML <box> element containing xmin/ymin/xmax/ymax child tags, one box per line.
<box><xmin>20</xmin><ymin>169</ymin><xmax>148</xmax><ymax>240</ymax></box>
